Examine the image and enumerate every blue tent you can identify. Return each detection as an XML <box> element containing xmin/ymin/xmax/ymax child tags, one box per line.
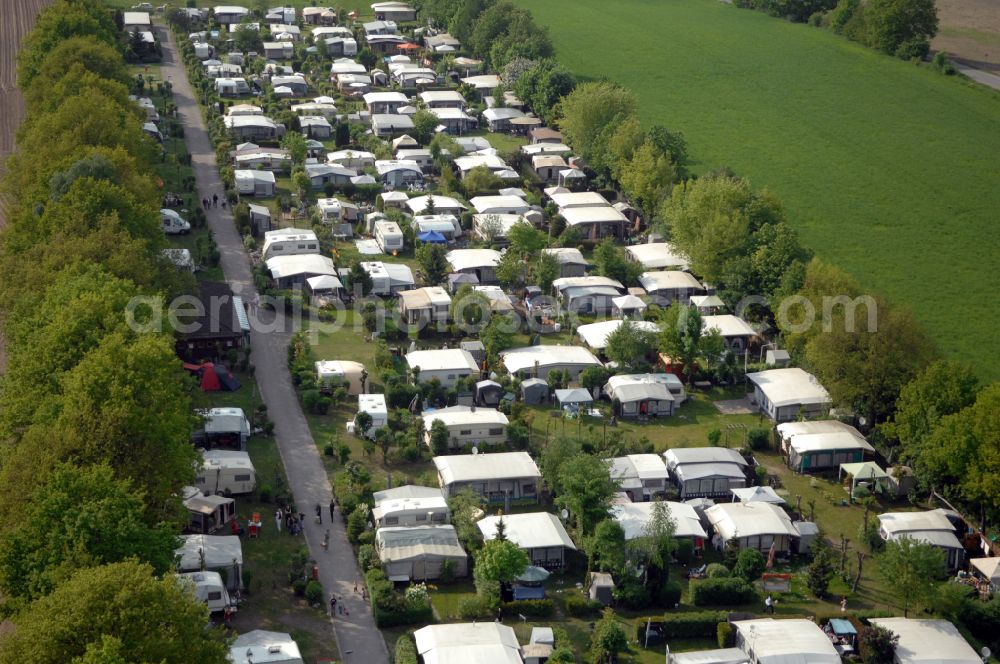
<box><xmin>417</xmin><ymin>230</ymin><xmax>447</xmax><ymax>244</ymax></box>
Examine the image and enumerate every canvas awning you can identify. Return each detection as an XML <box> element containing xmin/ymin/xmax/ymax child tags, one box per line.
<box><xmin>417</xmin><ymin>230</ymin><xmax>447</xmax><ymax>243</ymax></box>
<box><xmin>731</xmin><ymin>486</ymin><xmax>786</xmax><ymax>505</ymax></box>
<box><xmin>839</xmin><ymin>461</ymin><xmax>889</xmax><ymax>495</ymax></box>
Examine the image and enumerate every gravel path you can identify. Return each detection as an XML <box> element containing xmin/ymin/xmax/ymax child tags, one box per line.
<box><xmin>158</xmin><ymin>26</ymin><xmax>389</xmax><ymax>664</ymax></box>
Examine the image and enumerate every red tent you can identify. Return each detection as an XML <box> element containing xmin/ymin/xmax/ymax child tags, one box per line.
<box><xmin>199</xmin><ymin>363</ymin><xmax>222</xmax><ymax>391</ymax></box>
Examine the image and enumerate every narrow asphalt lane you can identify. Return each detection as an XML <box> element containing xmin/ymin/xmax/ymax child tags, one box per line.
<box><xmin>158</xmin><ymin>26</ymin><xmax>389</xmax><ymax>664</ymax></box>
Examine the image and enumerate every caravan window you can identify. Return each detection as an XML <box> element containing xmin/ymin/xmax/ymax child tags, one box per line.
<box><xmin>234</xmin><ymin>474</ymin><xmax>251</xmax><ymax>482</ymax></box>
<box><xmin>208</xmin><ymin>591</ymin><xmax>222</xmax><ymax>601</ymax></box>
<box><xmin>489</xmin><ymin>428</ymin><xmax>503</xmax><ymax>436</ymax></box>
<box><xmin>415</xmin><ymin>514</ymin><xmax>427</xmax><ymax>522</ymax></box>
<box><xmin>459</xmin><ymin>429</ymin><xmax>472</xmax><ymax>436</ymax></box>
<box><xmin>386</xmin><ymin>517</ymin><xmax>398</xmax><ymax>525</ymax></box>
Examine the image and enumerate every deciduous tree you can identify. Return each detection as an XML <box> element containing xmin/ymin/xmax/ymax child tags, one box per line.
<box><xmin>878</xmin><ymin>537</ymin><xmax>945</xmax><ymax>616</ymax></box>
<box><xmin>556</xmin><ymin>455</ymin><xmax>617</xmax><ymax>536</ymax></box>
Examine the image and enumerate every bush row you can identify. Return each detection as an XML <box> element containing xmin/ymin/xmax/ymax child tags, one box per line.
<box><xmin>634</xmin><ymin>611</ymin><xmax>727</xmax><ymax>641</ymax></box>
<box><xmin>690</xmin><ymin>577</ymin><xmax>758</xmax><ymax>606</ymax></box>
<box><xmin>364</xmin><ymin>570</ymin><xmax>433</xmax><ymax>628</ymax></box>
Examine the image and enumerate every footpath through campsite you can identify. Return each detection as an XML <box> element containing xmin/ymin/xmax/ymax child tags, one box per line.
<box><xmin>158</xmin><ymin>27</ymin><xmax>390</xmax><ymax>664</ymax></box>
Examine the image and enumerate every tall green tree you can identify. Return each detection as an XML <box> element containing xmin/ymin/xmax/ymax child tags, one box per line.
<box><xmin>604</xmin><ymin>319</ymin><xmax>657</xmax><ymax>369</ymax></box>
<box><xmin>474</xmin><ymin>538</ymin><xmax>529</xmax><ymax>601</ymax></box>
<box><xmin>618</xmin><ymin>139</ymin><xmax>676</xmax><ymax>222</ymax></box>
<box><xmin>863</xmin><ymin>0</ymin><xmax>938</xmax><ymax>57</ymax></box>
<box><xmin>592</xmin><ymin>238</ymin><xmax>641</xmax><ymax>286</ymax></box>
<box><xmin>589</xmin><ymin>519</ymin><xmax>627</xmax><ymax>574</ymax></box>
<box><xmin>557</xmin><ymin>81</ymin><xmax>637</xmax><ymax>175</ymax></box>
<box><xmin>877</xmin><ymin>537</ymin><xmax>945</xmax><ymax>616</ymax></box>
<box><xmin>556</xmin><ymin>455</ymin><xmax>618</xmax><ymax>536</ymax></box>
<box><xmin>0</xmin><ymin>464</ymin><xmax>179</xmax><ymax>604</ymax></box>
<box><xmin>17</xmin><ymin>0</ymin><xmax>120</xmax><ymax>88</ymax></box>
<box><xmin>0</xmin><ymin>561</ymin><xmax>229</xmax><ymax>664</ymax></box>
<box><xmin>416</xmin><ymin>242</ymin><xmax>449</xmax><ymax>285</ymax></box>
<box><xmin>659</xmin><ymin>305</ymin><xmax>725</xmax><ymax>384</ymax></box>
<box><xmin>411</xmin><ymin>109</ymin><xmax>439</xmax><ymax>145</ymax></box>
<box><xmin>591</xmin><ymin>609</ymin><xmax>629</xmax><ymax>664</ymax></box>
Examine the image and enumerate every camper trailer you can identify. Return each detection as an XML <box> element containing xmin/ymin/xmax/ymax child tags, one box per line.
<box><xmin>177</xmin><ymin>571</ymin><xmax>233</xmax><ymax>613</ymax></box>
<box><xmin>196</xmin><ymin>449</ymin><xmax>257</xmax><ymax>496</ymax></box>
<box><xmin>161</xmin><ymin>209</ymin><xmax>191</xmax><ymax>235</ymax></box>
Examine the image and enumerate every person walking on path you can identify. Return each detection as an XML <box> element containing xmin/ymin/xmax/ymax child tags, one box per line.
<box><xmin>329</xmin><ymin>499</ymin><xmax>336</xmax><ymax>520</ymax></box>
<box><xmin>764</xmin><ymin>594</ymin><xmax>774</xmax><ymax>614</ymax></box>
<box><xmin>212</xmin><ymin>193</ymin><xmax>218</xmax><ymax>207</ymax></box>
<box><xmin>329</xmin><ymin>595</ymin><xmax>337</xmax><ymax>617</ymax></box>
<box><xmin>275</xmin><ymin>509</ymin><xmax>282</xmax><ymax>533</ymax></box>
<box><xmin>315</xmin><ymin>503</ymin><xmax>323</xmax><ymax>524</ymax></box>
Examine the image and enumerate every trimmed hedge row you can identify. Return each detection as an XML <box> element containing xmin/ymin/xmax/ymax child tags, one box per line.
<box><xmin>690</xmin><ymin>577</ymin><xmax>757</xmax><ymax>606</ymax></box>
<box><xmin>634</xmin><ymin>611</ymin><xmax>727</xmax><ymax>641</ymax></box>
<box><xmin>502</xmin><ymin>599</ymin><xmax>555</xmax><ymax>617</ymax></box>
<box><xmin>565</xmin><ymin>594</ymin><xmax>603</xmax><ymax>617</ymax></box>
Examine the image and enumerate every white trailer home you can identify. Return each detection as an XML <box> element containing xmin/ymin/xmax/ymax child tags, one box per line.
<box><xmin>176</xmin><ymin>571</ymin><xmax>233</xmax><ymax>613</ymax></box>
<box><xmin>196</xmin><ymin>449</ymin><xmax>257</xmax><ymax>496</ymax></box>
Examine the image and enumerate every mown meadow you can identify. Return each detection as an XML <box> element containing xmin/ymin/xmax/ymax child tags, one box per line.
<box><xmin>514</xmin><ymin>0</ymin><xmax>1000</xmax><ymax>379</ymax></box>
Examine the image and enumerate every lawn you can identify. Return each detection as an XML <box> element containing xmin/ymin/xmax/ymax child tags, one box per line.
<box><xmin>512</xmin><ymin>0</ymin><xmax>1000</xmax><ymax>380</ymax></box>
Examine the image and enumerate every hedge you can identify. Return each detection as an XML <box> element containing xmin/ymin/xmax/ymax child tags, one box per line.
<box><xmin>502</xmin><ymin>599</ymin><xmax>555</xmax><ymax>617</ymax></box>
<box><xmin>394</xmin><ymin>634</ymin><xmax>417</xmax><ymax>664</ymax></box>
<box><xmin>364</xmin><ymin>569</ymin><xmax>434</xmax><ymax>628</ymax></box>
<box><xmin>717</xmin><ymin>622</ymin><xmax>734</xmax><ymax>648</ymax></box>
<box><xmin>634</xmin><ymin>611</ymin><xmax>727</xmax><ymax>641</ymax></box>
<box><xmin>690</xmin><ymin>577</ymin><xmax>757</xmax><ymax>606</ymax></box>
<box><xmin>565</xmin><ymin>594</ymin><xmax>603</xmax><ymax>617</ymax></box>
<box><xmin>457</xmin><ymin>595</ymin><xmax>494</xmax><ymax>620</ymax></box>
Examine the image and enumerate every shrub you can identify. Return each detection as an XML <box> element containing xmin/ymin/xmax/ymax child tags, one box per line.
<box><xmin>717</xmin><ymin>622</ymin><xmax>735</xmax><ymax>648</ymax></box>
<box><xmin>690</xmin><ymin>578</ymin><xmax>757</xmax><ymax>606</ymax></box>
<box><xmin>614</xmin><ymin>576</ymin><xmax>651</xmax><ymax>610</ymax></box>
<box><xmin>292</xmin><ymin>578</ymin><xmax>307</xmax><ymax>597</ymax></box>
<box><xmin>258</xmin><ymin>485</ymin><xmax>272</xmax><ymax>503</ymax></box>
<box><xmin>733</xmin><ymin>549</ymin><xmax>766</xmax><ymax>582</ymax></box>
<box><xmin>365</xmin><ymin>569</ymin><xmax>434</xmax><ymax>627</ymax></box>
<box><xmin>394</xmin><ymin>634</ymin><xmax>418</xmax><ymax>664</ymax></box>
<box><xmin>358</xmin><ymin>544</ymin><xmax>379</xmax><ymax>572</ymax></box>
<box><xmin>347</xmin><ymin>505</ymin><xmax>369</xmax><ymax>543</ymax></box>
<box><xmin>502</xmin><ymin>599</ymin><xmax>554</xmax><ymax>617</ymax></box>
<box><xmin>457</xmin><ymin>595</ymin><xmax>494</xmax><ymax>619</ymax></box>
<box><xmin>659</xmin><ymin>581</ymin><xmax>683</xmax><ymax>608</ymax></box>
<box><xmin>565</xmin><ymin>593</ymin><xmax>602</xmax><ymax>617</ymax></box>
<box><xmin>324</xmin><ymin>443</ymin><xmax>335</xmax><ymax>457</ymax></box>
<box><xmin>656</xmin><ymin>611</ymin><xmax>727</xmax><ymax>639</ymax></box>
<box><xmin>747</xmin><ymin>428</ymin><xmax>771</xmax><ymax>450</ymax></box>
<box><xmin>706</xmin><ymin>563</ymin><xmax>731</xmax><ymax>578</ymax></box>
<box><xmin>305</xmin><ymin>580</ymin><xmax>323</xmax><ymax>605</ymax></box>
<box><xmin>241</xmin><ymin>568</ymin><xmax>254</xmax><ymax>592</ymax></box>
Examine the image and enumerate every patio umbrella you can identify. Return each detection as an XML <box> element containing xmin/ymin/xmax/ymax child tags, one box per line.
<box><xmin>517</xmin><ymin>566</ymin><xmax>550</xmax><ymax>583</ymax></box>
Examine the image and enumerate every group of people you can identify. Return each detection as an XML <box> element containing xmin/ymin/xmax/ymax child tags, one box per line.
<box><xmin>275</xmin><ymin>507</ymin><xmax>307</xmax><ymax>536</ymax></box>
<box><xmin>202</xmin><ymin>193</ymin><xmax>225</xmax><ymax>210</ymax></box>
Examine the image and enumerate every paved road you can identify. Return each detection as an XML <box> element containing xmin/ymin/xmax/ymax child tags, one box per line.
<box><xmin>953</xmin><ymin>60</ymin><xmax>1000</xmax><ymax>92</ymax></box>
<box><xmin>158</xmin><ymin>27</ymin><xmax>389</xmax><ymax>664</ymax></box>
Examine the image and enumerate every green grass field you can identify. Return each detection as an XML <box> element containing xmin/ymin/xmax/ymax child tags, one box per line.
<box><xmin>513</xmin><ymin>0</ymin><xmax>1000</xmax><ymax>380</ymax></box>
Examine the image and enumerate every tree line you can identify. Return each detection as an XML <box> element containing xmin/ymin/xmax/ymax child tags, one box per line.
<box><xmin>0</xmin><ymin>0</ymin><xmax>228</xmax><ymax>659</ymax></box>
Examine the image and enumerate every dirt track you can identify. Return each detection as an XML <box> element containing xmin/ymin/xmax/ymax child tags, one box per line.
<box><xmin>933</xmin><ymin>0</ymin><xmax>1000</xmax><ymax>73</ymax></box>
<box><xmin>0</xmin><ymin>0</ymin><xmax>54</xmax><ymax>227</ymax></box>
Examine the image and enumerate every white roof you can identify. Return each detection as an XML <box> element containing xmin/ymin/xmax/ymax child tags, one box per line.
<box><xmin>420</xmin><ymin>90</ymin><xmax>465</xmax><ymax>104</ymax></box>
<box><xmin>315</xmin><ymin>360</ymin><xmax>364</xmax><ymax>380</ymax></box>
<box><xmin>399</xmin><ymin>286</ymin><xmax>451</xmax><ymax>310</ymax></box>
<box><xmin>454</xmin><ymin>154</ymin><xmax>508</xmax><ymax>173</ymax></box>
<box><xmin>176</xmin><ymin>535</ymin><xmax>243</xmax><ymax>570</ymax></box>
<box><xmin>612</xmin><ymin>500</ymin><xmax>707</xmax><ymax>541</ymax></box>
<box><xmin>785</xmin><ymin>430</ymin><xmax>875</xmax><ymax>454</ymax></box>
<box><xmin>373</xmin><ymin>484</ymin><xmax>446</xmax><ymax>504</ymax></box>
<box><xmin>553</xmin><ymin>276</ymin><xmax>624</xmax><ymax>292</ymax></box>
<box><xmin>702</xmin><ymin>315</ymin><xmax>757</xmax><ymax>339</ymax></box>
<box><xmin>869</xmin><ymin>618</ymin><xmax>981</xmax><ymax>664</ymax></box>
<box><xmin>123</xmin><ymin>11</ymin><xmax>151</xmax><ymax>24</ymax></box>
<box><xmin>407</xmin><ymin>194</ymin><xmax>467</xmax><ymax>213</ymax></box>
<box><xmin>705</xmin><ymin>502</ymin><xmax>798</xmax><ymax>541</ymax></box>
<box><xmin>560</xmin><ymin>205</ymin><xmax>628</xmax><ymax>227</ymax></box>
<box><xmin>542</xmin><ymin>247</ymin><xmax>588</xmax><ymax>266</ymax></box>
<box><xmin>406</xmin><ymin>348</ymin><xmax>479</xmax><ymax>374</ymax></box>
<box><xmin>358</xmin><ymin>393</ymin><xmax>388</xmax><ymax>418</ymax></box>
<box><xmin>226</xmin><ymin>104</ymin><xmax>263</xmax><ymax>116</ymax></box>
<box><xmin>430</xmin><ymin>107</ymin><xmax>474</xmax><ymax>121</ymax></box>
<box><xmin>607</xmin><ymin>453</ymin><xmax>668</xmax><ymax>483</ymax></box>
<box><xmin>500</xmin><ymin>345</ymin><xmax>601</xmax><ymax>374</ymax></box>
<box><xmin>414</xmin><ymin>623</ymin><xmax>521</xmax><ymax>664</ymax></box>
<box><xmin>266</xmin><ymin>254</ymin><xmax>336</xmax><ymax>280</ymax></box>
<box><xmin>691</xmin><ymin>294</ymin><xmax>726</xmax><ymax>309</ymax></box>
<box><xmin>375</xmin><ymin>159</ymin><xmax>421</xmax><ymax>175</ymax></box>
<box><xmin>460</xmin><ymin>74</ymin><xmax>502</xmax><ymax>89</ymax></box>
<box><xmin>202</xmin><ymin>449</ymin><xmax>255</xmax><ymax>472</ymax></box>
<box><xmin>639</xmin><ymin>270</ymin><xmax>703</xmax><ymax>292</ymax></box>
<box><xmin>224</xmin><ymin>115</ymin><xmax>280</xmax><ymax>130</ymax></box>
<box><xmin>263</xmin><ymin>226</ymin><xmax>317</xmax><ymax>244</ymax></box>
<box><xmin>306</xmin><ymin>274</ymin><xmax>343</xmax><ymax>292</ymax></box>
<box><xmin>364</xmin><ymin>91</ymin><xmax>410</xmax><ymax>105</ymax></box>
<box><xmin>733</xmin><ymin>619</ymin><xmax>840</xmax><ymax>664</ymax></box>
<box><xmin>234</xmin><ymin>169</ymin><xmax>276</xmax><ymax>184</ymax></box>
<box><xmin>200</xmin><ymin>407</ymin><xmax>250</xmax><ymax>436</ymax></box>
<box><xmin>549</xmin><ymin>191</ymin><xmax>608</xmax><ymax>209</ymax></box>
<box><xmin>747</xmin><ymin>368</ymin><xmax>832</xmax><ymax>409</ymax></box>
<box><xmin>446</xmin><ymin>248</ymin><xmax>502</xmax><ymax>272</ymax></box>
<box><xmin>376</xmin><ymin>525</ymin><xmax>466</xmax><ymax>562</ymax></box>
<box><xmin>776</xmin><ymin>419</ymin><xmax>860</xmax><ymax>441</ymax></box>
<box><xmin>605</xmin><ymin>373</ymin><xmax>681</xmax><ymax>403</ymax></box>
<box><xmin>478</xmin><ymin>512</ymin><xmax>576</xmax><ymax>550</ymax></box>
<box><xmin>473</xmin><ymin>214</ymin><xmax>523</xmax><ymax>238</ymax></box>
<box><xmin>372</xmin><ymin>495</ymin><xmax>449</xmax><ymax>522</ymax></box>
<box><xmin>231</xmin><ymin>630</ymin><xmax>304</xmax><ymax>664</ymax></box>
<box><xmin>434</xmin><ymin>452</ymin><xmax>541</xmax><ymax>484</ymax></box>
<box><xmin>423</xmin><ymin>405</ymin><xmax>508</xmax><ymax>430</ymax></box>
<box><xmin>473</xmin><ymin>285</ymin><xmax>513</xmax><ymax>310</ymax></box>
<box><xmin>672</xmin><ymin>648</ymin><xmax>750</xmax><ymax>664</ymax></box>
<box><xmin>482</xmin><ymin>107</ymin><xmax>526</xmax><ymax>122</ymax></box>
<box><xmin>664</xmin><ymin>447</ymin><xmax>748</xmax><ymax>470</ymax></box>
<box><xmin>625</xmin><ymin>242</ymin><xmax>690</xmax><ymax>270</ymax></box>
<box><xmin>612</xmin><ymin>294</ymin><xmax>647</xmax><ymax>311</ymax></box>
<box><xmin>469</xmin><ymin>195</ymin><xmax>530</xmax><ymax>214</ymax></box>
<box><xmin>577</xmin><ymin>319</ymin><xmax>659</xmax><ymax>350</ymax></box>
<box><xmin>971</xmin><ymin>557</ymin><xmax>1000</xmax><ymax>582</ymax></box>
<box><xmin>878</xmin><ymin>509</ymin><xmax>955</xmax><ymax>536</ymax></box>
<box><xmin>731</xmin><ymin>486</ymin><xmax>786</xmax><ymax>505</ymax></box>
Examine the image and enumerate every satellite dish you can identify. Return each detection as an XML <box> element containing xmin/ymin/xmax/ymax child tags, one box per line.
<box><xmin>471</xmin><ymin>446</ymin><xmax>479</xmax><ymax>455</ymax></box>
<box><xmin>981</xmin><ymin>647</ymin><xmax>991</xmax><ymax>659</ymax></box>
<box><xmin>561</xmin><ymin>509</ymin><xmax>569</xmax><ymax>520</ymax></box>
